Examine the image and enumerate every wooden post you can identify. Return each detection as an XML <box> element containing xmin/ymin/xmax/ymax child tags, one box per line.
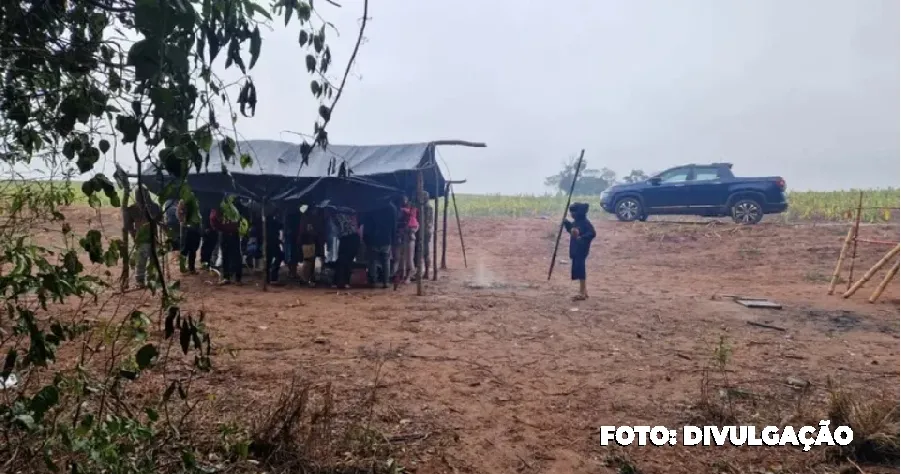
<box><xmin>441</xmin><ymin>182</ymin><xmax>450</xmax><ymax>270</ymax></box>
<box><xmin>547</xmin><ymin>149</ymin><xmax>586</xmax><ymax>281</ymax></box>
<box><xmin>261</xmin><ymin>204</ymin><xmax>268</xmax><ymax>292</ymax></box>
<box><xmin>846</xmin><ymin>191</ymin><xmax>864</xmax><ymax>290</ymax></box>
<box><xmin>432</xmin><ymin>195</ymin><xmax>438</xmax><ymax>281</ymax></box>
<box><xmin>432</xmin><ymin>165</ymin><xmax>439</xmax><ymax>281</ymax></box>
<box><xmin>868</xmin><ymin>260</ymin><xmax>899</xmax><ymax>303</ymax></box>
<box><xmin>450</xmin><ymin>184</ymin><xmax>467</xmax><ymax>268</ymax></box>
<box><xmin>827</xmin><ymin>226</ymin><xmax>854</xmax><ymax>295</ymax></box>
<box><xmin>843</xmin><ymin>244</ymin><xmax>900</xmax><ymax>298</ymax></box>
<box><xmin>416</xmin><ymin>172</ymin><xmax>425</xmax><ymax>296</ymax></box>
<box><xmin>118</xmin><ymin>174</ymin><xmax>131</xmax><ymax>292</ymax></box>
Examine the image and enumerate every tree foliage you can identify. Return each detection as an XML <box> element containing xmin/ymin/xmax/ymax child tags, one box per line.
<box><xmin>544</xmin><ymin>156</ymin><xmax>621</xmax><ymax>195</ymax></box>
<box><xmin>0</xmin><ymin>0</ymin><xmax>370</xmax><ymax>471</ymax></box>
<box><xmin>622</xmin><ymin>169</ymin><xmax>649</xmax><ymax>184</ymax></box>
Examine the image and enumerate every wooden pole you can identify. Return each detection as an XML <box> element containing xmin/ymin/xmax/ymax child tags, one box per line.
<box><xmin>416</xmin><ymin>172</ymin><xmax>425</xmax><ymax>296</ymax></box>
<box><xmin>450</xmin><ymin>184</ymin><xmax>467</xmax><ymax>268</ymax></box>
<box><xmin>868</xmin><ymin>260</ymin><xmax>899</xmax><ymax>303</ymax></box>
<box><xmin>846</xmin><ymin>191</ymin><xmax>864</xmax><ymax>290</ymax></box>
<box><xmin>261</xmin><ymin>205</ymin><xmax>268</xmax><ymax>292</ymax></box>
<box><xmin>843</xmin><ymin>244</ymin><xmax>900</xmax><ymax>298</ymax></box>
<box><xmin>432</xmin><ymin>168</ymin><xmax>439</xmax><ymax>281</ymax></box>
<box><xmin>827</xmin><ymin>226</ymin><xmax>855</xmax><ymax>295</ymax></box>
<box><xmin>432</xmin><ymin>195</ymin><xmax>438</xmax><ymax>281</ymax></box>
<box><xmin>118</xmin><ymin>173</ymin><xmax>131</xmax><ymax>292</ymax></box>
<box><xmin>441</xmin><ymin>182</ymin><xmax>450</xmax><ymax>270</ymax></box>
<box><xmin>547</xmin><ymin>149</ymin><xmax>586</xmax><ymax>281</ymax></box>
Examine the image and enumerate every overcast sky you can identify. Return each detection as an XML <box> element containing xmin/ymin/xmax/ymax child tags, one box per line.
<box><xmin>21</xmin><ymin>0</ymin><xmax>900</xmax><ymax>194</ymax></box>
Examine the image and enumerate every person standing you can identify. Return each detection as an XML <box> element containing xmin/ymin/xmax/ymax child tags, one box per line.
<box><xmin>298</xmin><ymin>207</ymin><xmax>325</xmax><ymax>286</ymax></box>
<box><xmin>199</xmin><ymin>205</ymin><xmax>219</xmax><ymax>271</ymax></box>
<box><xmin>333</xmin><ymin>209</ymin><xmax>361</xmax><ymax>289</ymax></box>
<box><xmin>393</xmin><ymin>196</ymin><xmax>418</xmax><ymax>284</ymax></box>
<box><xmin>413</xmin><ymin>191</ymin><xmax>434</xmax><ymax>280</ymax></box>
<box><xmin>210</xmin><ymin>202</ymin><xmax>242</xmax><ymax>285</ymax></box>
<box><xmin>283</xmin><ymin>209</ymin><xmax>301</xmax><ymax>279</ymax></box>
<box><xmin>177</xmin><ymin>194</ymin><xmax>202</xmax><ymax>274</ymax></box>
<box><xmin>361</xmin><ymin>203</ymin><xmax>397</xmax><ymax>288</ymax></box>
<box><xmin>163</xmin><ymin>197</ymin><xmax>181</xmax><ymax>251</ymax></box>
<box><xmin>264</xmin><ymin>210</ymin><xmax>284</xmax><ymax>284</ymax></box>
<box><xmin>562</xmin><ymin>202</ymin><xmax>596</xmax><ymax>300</ymax></box>
<box><xmin>125</xmin><ymin>187</ymin><xmax>161</xmax><ymax>288</ymax></box>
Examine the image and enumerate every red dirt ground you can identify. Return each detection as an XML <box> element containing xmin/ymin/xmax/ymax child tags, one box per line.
<box><xmin>55</xmin><ymin>209</ymin><xmax>901</xmax><ymax>472</ymax></box>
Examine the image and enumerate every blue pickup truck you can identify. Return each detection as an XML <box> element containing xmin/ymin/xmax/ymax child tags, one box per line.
<box><xmin>599</xmin><ymin>163</ymin><xmax>788</xmax><ymax>224</ymax></box>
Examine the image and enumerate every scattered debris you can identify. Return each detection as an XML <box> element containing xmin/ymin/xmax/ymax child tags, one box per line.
<box><xmin>736</xmin><ymin>299</ymin><xmax>783</xmax><ymax>309</ymax></box>
<box><xmin>1</xmin><ymin>373</ymin><xmax>17</xmax><ymax>390</ymax></box>
<box><xmin>746</xmin><ymin>321</ymin><xmax>786</xmax><ymax>332</ymax></box>
<box><xmin>786</xmin><ymin>376</ymin><xmax>810</xmax><ymax>389</ymax></box>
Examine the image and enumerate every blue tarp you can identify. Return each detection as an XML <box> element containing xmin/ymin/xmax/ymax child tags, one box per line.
<box><xmin>139</xmin><ymin>140</ymin><xmax>450</xmax><ymax>212</ymax></box>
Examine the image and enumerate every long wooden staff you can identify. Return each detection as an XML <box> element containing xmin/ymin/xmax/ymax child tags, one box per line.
<box><xmin>547</xmin><ymin>149</ymin><xmax>585</xmax><ymax>281</ymax></box>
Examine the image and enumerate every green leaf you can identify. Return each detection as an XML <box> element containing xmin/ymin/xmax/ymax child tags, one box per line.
<box><xmin>318</xmin><ymin>105</ymin><xmax>331</xmax><ymax>121</ymax></box>
<box><xmin>195</xmin><ymin>126</ymin><xmax>213</xmax><ymax>152</ymax></box>
<box><xmin>163</xmin><ymin>381</ymin><xmax>177</xmax><ymax>402</ymax></box>
<box><xmin>14</xmin><ymin>414</ymin><xmax>35</xmax><ymax>430</ymax></box>
<box><xmin>127</xmin><ymin>39</ymin><xmax>160</xmax><ymax>82</ymax></box>
<box><xmin>2</xmin><ymin>349</ymin><xmax>16</xmax><ymax>377</ymax></box>
<box><xmin>98</xmin><ymin>139</ymin><xmax>110</xmax><ymax>153</ymax></box>
<box><xmin>165</xmin><ymin>45</ymin><xmax>191</xmax><ymax>75</ymax></box>
<box><xmin>219</xmin><ymin>137</ymin><xmax>237</xmax><ymax>161</ymax></box>
<box><xmin>134</xmin><ymin>0</ymin><xmax>166</xmax><ymax>36</ymax></box>
<box><xmin>179</xmin><ymin>320</ymin><xmax>191</xmax><ymax>354</ymax></box>
<box><xmin>135</xmin><ymin>343</ymin><xmax>158</xmax><ymax>370</ymax></box>
<box><xmin>145</xmin><ymin>407</ymin><xmax>159</xmax><ymax>422</ymax></box>
<box><xmin>244</xmin><ymin>0</ymin><xmax>272</xmax><ymax>20</ymax></box>
<box><xmin>249</xmin><ymin>27</ymin><xmax>262</xmax><ymax>69</ymax></box>
<box><xmin>165</xmin><ymin>306</ymin><xmax>178</xmax><ymax>339</ymax></box>
<box><xmin>284</xmin><ymin>0</ymin><xmax>296</xmax><ymax>25</ymax></box>
<box><xmin>305</xmin><ymin>54</ymin><xmax>316</xmax><ymax>73</ymax></box>
<box><xmin>31</xmin><ymin>385</ymin><xmax>60</xmax><ymax>421</ymax></box>
<box><xmin>298</xmin><ymin>29</ymin><xmax>309</xmax><ymax>46</ymax></box>
<box><xmin>239</xmin><ymin>154</ymin><xmax>253</xmax><ymax>169</ymax></box>
<box><xmin>115</xmin><ymin>115</ymin><xmax>141</xmax><ymax>144</ymax></box>
<box><xmin>75</xmin><ymin>415</ymin><xmax>94</xmax><ymax>437</ymax></box>
<box><xmin>182</xmin><ymin>449</ymin><xmax>197</xmax><ymax>469</ymax></box>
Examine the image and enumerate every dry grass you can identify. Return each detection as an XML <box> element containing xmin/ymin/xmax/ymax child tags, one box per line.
<box><xmin>246</xmin><ymin>376</ymin><xmax>400</xmax><ymax>474</ymax></box>
<box><xmin>825</xmin><ymin>380</ymin><xmax>900</xmax><ymax>465</ymax></box>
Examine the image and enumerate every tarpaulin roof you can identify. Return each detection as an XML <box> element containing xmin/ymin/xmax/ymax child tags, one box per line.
<box><xmin>137</xmin><ymin>139</ymin><xmax>484</xmax><ymax>212</ymax></box>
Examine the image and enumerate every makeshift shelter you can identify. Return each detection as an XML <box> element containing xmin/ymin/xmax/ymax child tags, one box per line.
<box><xmin>130</xmin><ymin>139</ymin><xmax>485</xmax><ymax>293</ymax></box>
<box><xmin>137</xmin><ymin>139</ymin><xmax>484</xmax><ymax>211</ymax></box>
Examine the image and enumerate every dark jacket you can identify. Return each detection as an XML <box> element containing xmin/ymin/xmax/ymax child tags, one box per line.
<box><xmin>362</xmin><ymin>204</ymin><xmax>398</xmax><ymax>247</ymax></box>
<box><xmin>210</xmin><ymin>208</ymin><xmax>239</xmax><ymax>235</ymax></box>
<box><xmin>298</xmin><ymin>211</ymin><xmax>325</xmax><ymax>246</ymax></box>
<box><xmin>265</xmin><ymin>216</ymin><xmax>282</xmax><ymax>249</ymax></box>
<box><xmin>563</xmin><ymin>203</ymin><xmax>595</xmax><ymax>259</ymax></box>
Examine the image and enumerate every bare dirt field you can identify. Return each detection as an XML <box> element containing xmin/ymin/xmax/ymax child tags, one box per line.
<box><xmin>57</xmin><ymin>208</ymin><xmax>901</xmax><ymax>473</ymax></box>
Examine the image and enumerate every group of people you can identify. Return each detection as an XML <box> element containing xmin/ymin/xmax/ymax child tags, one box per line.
<box><xmin>124</xmin><ymin>187</ymin><xmax>435</xmax><ymax>290</ymax></box>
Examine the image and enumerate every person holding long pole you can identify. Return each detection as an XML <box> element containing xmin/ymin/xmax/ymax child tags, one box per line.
<box><xmin>563</xmin><ymin>202</ymin><xmax>596</xmax><ymax>300</ymax></box>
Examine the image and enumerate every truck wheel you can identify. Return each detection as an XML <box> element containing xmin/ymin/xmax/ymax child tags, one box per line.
<box><xmin>731</xmin><ymin>199</ymin><xmax>763</xmax><ymax>225</ymax></box>
<box><xmin>615</xmin><ymin>197</ymin><xmax>643</xmax><ymax>222</ymax></box>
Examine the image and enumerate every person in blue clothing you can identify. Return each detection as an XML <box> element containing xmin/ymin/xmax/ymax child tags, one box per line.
<box><xmin>562</xmin><ymin>202</ymin><xmax>596</xmax><ymax>301</ymax></box>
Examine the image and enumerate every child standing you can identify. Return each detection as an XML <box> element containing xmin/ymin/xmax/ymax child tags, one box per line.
<box><xmin>393</xmin><ymin>196</ymin><xmax>418</xmax><ymax>284</ymax></box>
<box><xmin>562</xmin><ymin>202</ymin><xmax>596</xmax><ymax>300</ymax></box>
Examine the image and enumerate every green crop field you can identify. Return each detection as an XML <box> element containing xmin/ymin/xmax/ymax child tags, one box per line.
<box><xmin>449</xmin><ymin>189</ymin><xmax>900</xmax><ymax>222</ymax></box>
<box><xmin>1</xmin><ymin>180</ymin><xmax>898</xmax><ymax>223</ymax></box>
